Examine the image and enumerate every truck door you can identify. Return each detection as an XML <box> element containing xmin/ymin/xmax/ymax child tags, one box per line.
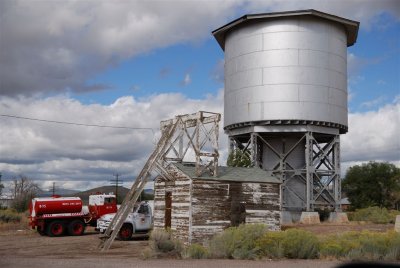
<box><xmin>136</xmin><ymin>204</ymin><xmax>151</xmax><ymax>231</ymax></box>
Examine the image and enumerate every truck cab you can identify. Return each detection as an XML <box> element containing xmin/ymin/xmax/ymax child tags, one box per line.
<box><xmin>88</xmin><ymin>194</ymin><xmax>117</xmax><ymax>225</ymax></box>
<box><xmin>97</xmin><ymin>201</ymin><xmax>153</xmax><ymax>240</ymax></box>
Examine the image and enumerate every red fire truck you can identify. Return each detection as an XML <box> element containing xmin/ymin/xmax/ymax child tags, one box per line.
<box><xmin>29</xmin><ymin>194</ymin><xmax>117</xmax><ymax>237</ymax></box>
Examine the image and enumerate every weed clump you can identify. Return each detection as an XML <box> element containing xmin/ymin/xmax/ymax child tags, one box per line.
<box><xmin>320</xmin><ymin>231</ymin><xmax>400</xmax><ymax>261</ymax></box>
<box><xmin>0</xmin><ymin>209</ymin><xmax>21</xmax><ymax>223</ymax></box>
<box><xmin>208</xmin><ymin>223</ymin><xmax>268</xmax><ymax>259</ymax></box>
<box><xmin>146</xmin><ymin>229</ymin><xmax>183</xmax><ymax>258</ymax></box>
<box><xmin>182</xmin><ymin>243</ymin><xmax>209</xmax><ymax>259</ymax></box>
<box><xmin>348</xmin><ymin>207</ymin><xmax>398</xmax><ymax>224</ymax></box>
<box><xmin>144</xmin><ymin>225</ymin><xmax>400</xmax><ymax>262</ymax></box>
<box><xmin>255</xmin><ymin>231</ymin><xmax>285</xmax><ymax>258</ymax></box>
<box><xmin>257</xmin><ymin>228</ymin><xmax>319</xmax><ymax>259</ymax></box>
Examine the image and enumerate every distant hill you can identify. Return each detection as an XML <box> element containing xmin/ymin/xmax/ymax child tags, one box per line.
<box><xmin>37</xmin><ymin>188</ymin><xmax>79</xmax><ymax>197</ymax></box>
<box><xmin>75</xmin><ymin>186</ymin><xmax>130</xmax><ymax>204</ymax></box>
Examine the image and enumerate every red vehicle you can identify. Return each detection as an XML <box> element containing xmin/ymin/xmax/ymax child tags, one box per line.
<box><xmin>29</xmin><ymin>194</ymin><xmax>117</xmax><ymax>237</ymax></box>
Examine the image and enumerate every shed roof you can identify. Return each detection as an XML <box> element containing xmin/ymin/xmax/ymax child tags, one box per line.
<box><xmin>340</xmin><ymin>197</ymin><xmax>351</xmax><ymax>205</ymax></box>
<box><xmin>173</xmin><ymin>163</ymin><xmax>281</xmax><ymax>184</ymax></box>
<box><xmin>212</xmin><ymin>9</ymin><xmax>360</xmax><ymax>50</ymax></box>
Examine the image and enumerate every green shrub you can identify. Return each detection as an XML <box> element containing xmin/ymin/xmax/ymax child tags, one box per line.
<box><xmin>148</xmin><ymin>229</ymin><xmax>183</xmax><ymax>257</ymax></box>
<box><xmin>183</xmin><ymin>243</ymin><xmax>209</xmax><ymax>259</ymax></box>
<box><xmin>349</xmin><ymin>207</ymin><xmax>395</xmax><ymax>223</ymax></box>
<box><xmin>208</xmin><ymin>224</ymin><xmax>268</xmax><ymax>259</ymax></box>
<box><xmin>320</xmin><ymin>231</ymin><xmax>400</xmax><ymax>261</ymax></box>
<box><xmin>256</xmin><ymin>231</ymin><xmax>285</xmax><ymax>258</ymax></box>
<box><xmin>281</xmin><ymin>229</ymin><xmax>320</xmax><ymax>259</ymax></box>
<box><xmin>385</xmin><ymin>232</ymin><xmax>400</xmax><ymax>261</ymax></box>
<box><xmin>389</xmin><ymin>210</ymin><xmax>400</xmax><ymax>223</ymax></box>
<box><xmin>357</xmin><ymin>231</ymin><xmax>390</xmax><ymax>260</ymax></box>
<box><xmin>320</xmin><ymin>232</ymin><xmax>361</xmax><ymax>259</ymax></box>
<box><xmin>0</xmin><ymin>209</ymin><xmax>21</xmax><ymax>223</ymax></box>
<box><xmin>257</xmin><ymin>229</ymin><xmax>319</xmax><ymax>259</ymax></box>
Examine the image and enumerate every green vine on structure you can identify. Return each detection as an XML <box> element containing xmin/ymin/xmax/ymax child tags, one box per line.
<box><xmin>227</xmin><ymin>149</ymin><xmax>252</xmax><ymax>167</ymax></box>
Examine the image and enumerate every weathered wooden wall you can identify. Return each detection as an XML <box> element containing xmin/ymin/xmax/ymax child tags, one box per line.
<box><xmin>240</xmin><ymin>182</ymin><xmax>281</xmax><ymax>229</ymax></box>
<box><xmin>154</xmin><ymin>166</ymin><xmax>281</xmax><ymax>245</ymax></box>
<box><xmin>191</xmin><ymin>180</ymin><xmax>231</xmax><ymax>243</ymax></box>
<box><xmin>190</xmin><ymin>180</ymin><xmax>281</xmax><ymax>244</ymax></box>
<box><xmin>154</xmin><ymin>165</ymin><xmax>191</xmax><ymax>244</ymax></box>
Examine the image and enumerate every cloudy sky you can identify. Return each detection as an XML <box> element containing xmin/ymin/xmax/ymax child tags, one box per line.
<box><xmin>0</xmin><ymin>0</ymin><xmax>399</xmax><ymax>193</ymax></box>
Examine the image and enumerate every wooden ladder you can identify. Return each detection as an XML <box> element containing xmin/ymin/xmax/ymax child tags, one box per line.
<box><xmin>98</xmin><ymin>120</ymin><xmax>178</xmax><ymax>251</ymax></box>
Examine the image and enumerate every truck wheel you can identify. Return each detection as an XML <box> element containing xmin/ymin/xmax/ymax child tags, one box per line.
<box><xmin>37</xmin><ymin>227</ymin><xmax>46</xmax><ymax>236</ymax></box>
<box><xmin>47</xmin><ymin>221</ymin><xmax>65</xmax><ymax>237</ymax></box>
<box><xmin>118</xmin><ymin>223</ymin><xmax>133</xmax><ymax>241</ymax></box>
<box><xmin>68</xmin><ymin>220</ymin><xmax>85</xmax><ymax>236</ymax></box>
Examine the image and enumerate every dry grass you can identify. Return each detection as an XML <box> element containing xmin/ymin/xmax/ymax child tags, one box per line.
<box><xmin>0</xmin><ymin>209</ymin><xmax>30</xmax><ymax>234</ymax></box>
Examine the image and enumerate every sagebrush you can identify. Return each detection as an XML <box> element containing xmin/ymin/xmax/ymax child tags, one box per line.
<box><xmin>147</xmin><ymin>229</ymin><xmax>183</xmax><ymax>258</ymax></box>
<box><xmin>256</xmin><ymin>228</ymin><xmax>319</xmax><ymax>259</ymax></box>
<box><xmin>144</xmin><ymin>225</ymin><xmax>400</xmax><ymax>261</ymax></box>
<box><xmin>320</xmin><ymin>231</ymin><xmax>400</xmax><ymax>261</ymax></box>
<box><xmin>348</xmin><ymin>206</ymin><xmax>399</xmax><ymax>224</ymax></box>
<box><xmin>183</xmin><ymin>243</ymin><xmax>209</xmax><ymax>259</ymax></box>
<box><xmin>208</xmin><ymin>224</ymin><xmax>268</xmax><ymax>259</ymax></box>
<box><xmin>0</xmin><ymin>209</ymin><xmax>21</xmax><ymax>223</ymax></box>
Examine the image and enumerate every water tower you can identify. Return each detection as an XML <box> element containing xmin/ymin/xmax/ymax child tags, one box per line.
<box><xmin>213</xmin><ymin>10</ymin><xmax>359</xmax><ymax>222</ymax></box>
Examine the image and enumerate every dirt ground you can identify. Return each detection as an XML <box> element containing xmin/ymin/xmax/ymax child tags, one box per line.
<box><xmin>0</xmin><ymin>221</ymin><xmax>396</xmax><ymax>268</ymax></box>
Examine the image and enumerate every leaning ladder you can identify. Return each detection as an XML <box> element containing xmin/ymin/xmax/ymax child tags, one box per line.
<box><xmin>98</xmin><ymin>120</ymin><xmax>178</xmax><ymax>251</ymax></box>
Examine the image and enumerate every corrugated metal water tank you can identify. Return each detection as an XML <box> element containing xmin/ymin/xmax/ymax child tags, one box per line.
<box><xmin>223</xmin><ymin>16</ymin><xmax>348</xmax><ymax>131</ymax></box>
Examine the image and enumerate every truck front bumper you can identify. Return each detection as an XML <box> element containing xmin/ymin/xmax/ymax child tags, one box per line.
<box><xmin>97</xmin><ymin>220</ymin><xmax>110</xmax><ymax>233</ymax></box>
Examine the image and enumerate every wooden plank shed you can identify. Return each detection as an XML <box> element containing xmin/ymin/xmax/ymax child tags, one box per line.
<box><xmin>153</xmin><ymin>163</ymin><xmax>282</xmax><ymax>244</ymax></box>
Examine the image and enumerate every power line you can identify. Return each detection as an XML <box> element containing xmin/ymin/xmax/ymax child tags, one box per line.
<box><xmin>0</xmin><ymin>114</ymin><xmax>155</xmax><ymax>134</ymax></box>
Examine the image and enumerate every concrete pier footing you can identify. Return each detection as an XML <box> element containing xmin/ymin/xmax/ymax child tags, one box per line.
<box><xmin>299</xmin><ymin>212</ymin><xmax>320</xmax><ymax>224</ymax></box>
<box><xmin>395</xmin><ymin>215</ymin><xmax>400</xmax><ymax>233</ymax></box>
<box><xmin>281</xmin><ymin>211</ymin><xmax>302</xmax><ymax>224</ymax></box>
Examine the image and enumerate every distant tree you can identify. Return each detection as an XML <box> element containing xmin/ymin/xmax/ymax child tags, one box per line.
<box><xmin>342</xmin><ymin>162</ymin><xmax>400</xmax><ymax>210</ymax></box>
<box><xmin>140</xmin><ymin>190</ymin><xmax>154</xmax><ymax>201</ymax></box>
<box><xmin>11</xmin><ymin>175</ymin><xmax>41</xmax><ymax>212</ymax></box>
<box><xmin>227</xmin><ymin>149</ymin><xmax>252</xmax><ymax>167</ymax></box>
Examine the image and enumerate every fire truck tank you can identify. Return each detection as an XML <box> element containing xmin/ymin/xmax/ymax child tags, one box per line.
<box><xmin>32</xmin><ymin>197</ymin><xmax>83</xmax><ymax>215</ymax></box>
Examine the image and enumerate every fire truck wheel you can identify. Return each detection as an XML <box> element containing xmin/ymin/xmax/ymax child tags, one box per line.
<box><xmin>68</xmin><ymin>220</ymin><xmax>85</xmax><ymax>236</ymax></box>
<box><xmin>37</xmin><ymin>227</ymin><xmax>46</xmax><ymax>236</ymax></box>
<box><xmin>47</xmin><ymin>220</ymin><xmax>65</xmax><ymax>237</ymax></box>
<box><xmin>118</xmin><ymin>223</ymin><xmax>133</xmax><ymax>241</ymax></box>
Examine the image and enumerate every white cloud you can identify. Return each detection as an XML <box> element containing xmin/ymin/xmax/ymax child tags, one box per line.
<box><xmin>347</xmin><ymin>53</ymin><xmax>383</xmax><ymax>81</ymax></box>
<box><xmin>244</xmin><ymin>0</ymin><xmax>400</xmax><ymax>29</ymax></box>
<box><xmin>1</xmin><ymin>0</ymin><xmax>399</xmax><ymax>97</ymax></box>
<box><xmin>1</xmin><ymin>91</ymin><xmax>398</xmax><ymax>191</ymax></box>
<box><xmin>180</xmin><ymin>73</ymin><xmax>192</xmax><ymax>87</ymax></box>
<box><xmin>0</xmin><ymin>1</ymin><xmax>240</xmax><ymax>96</ymax></box>
<box><xmin>0</xmin><ymin>92</ymin><xmax>225</xmax><ymax>190</ymax></box>
<box><xmin>377</xmin><ymin>79</ymin><xmax>387</xmax><ymax>85</ymax></box>
<box><xmin>360</xmin><ymin>96</ymin><xmax>387</xmax><ymax>109</ymax></box>
<box><xmin>342</xmin><ymin>100</ymin><xmax>400</xmax><ymax>164</ymax></box>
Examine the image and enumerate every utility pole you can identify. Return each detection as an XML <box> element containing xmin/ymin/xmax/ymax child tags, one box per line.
<box><xmin>110</xmin><ymin>174</ymin><xmax>123</xmax><ymax>204</ymax></box>
<box><xmin>52</xmin><ymin>182</ymin><xmax>55</xmax><ymax>196</ymax></box>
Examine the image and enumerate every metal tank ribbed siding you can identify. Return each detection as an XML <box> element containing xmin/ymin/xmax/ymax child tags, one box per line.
<box><xmin>213</xmin><ymin>11</ymin><xmax>360</xmax><ymax>216</ymax></box>
<box><xmin>221</xmin><ymin>14</ymin><xmax>353</xmax><ymax>133</ymax></box>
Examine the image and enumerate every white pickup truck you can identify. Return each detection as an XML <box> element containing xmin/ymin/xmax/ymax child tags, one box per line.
<box><xmin>97</xmin><ymin>201</ymin><xmax>153</xmax><ymax>240</ymax></box>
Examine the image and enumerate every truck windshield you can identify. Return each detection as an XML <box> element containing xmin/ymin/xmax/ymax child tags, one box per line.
<box><xmin>138</xmin><ymin>205</ymin><xmax>149</xmax><ymax>215</ymax></box>
<box><xmin>104</xmin><ymin>198</ymin><xmax>115</xmax><ymax>205</ymax></box>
